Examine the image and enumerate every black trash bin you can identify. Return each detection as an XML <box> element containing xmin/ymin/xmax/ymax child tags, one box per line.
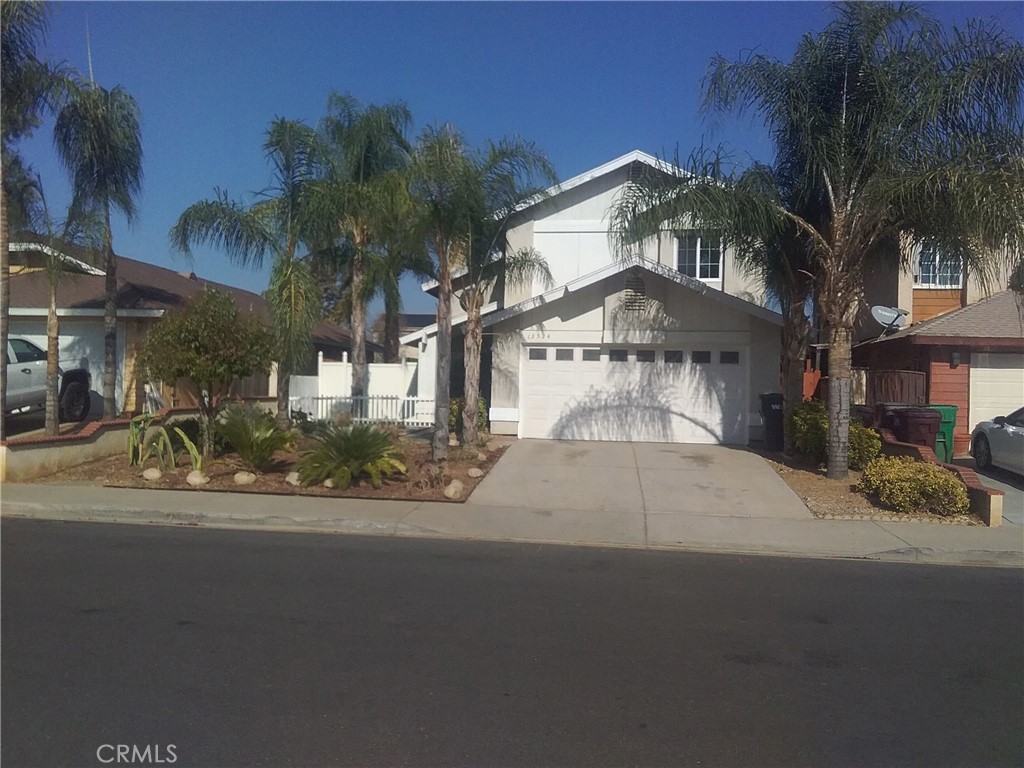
<box><xmin>760</xmin><ymin>393</ymin><xmax>785</xmax><ymax>452</ymax></box>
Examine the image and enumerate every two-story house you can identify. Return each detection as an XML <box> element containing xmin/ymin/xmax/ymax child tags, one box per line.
<box><xmin>401</xmin><ymin>150</ymin><xmax>784</xmax><ymax>445</ymax></box>
<box><xmin>854</xmin><ymin>246</ymin><xmax>1023</xmax><ymax>457</ymax></box>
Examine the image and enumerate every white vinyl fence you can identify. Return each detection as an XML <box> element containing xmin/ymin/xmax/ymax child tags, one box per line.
<box><xmin>288</xmin><ymin>395</ymin><xmax>435</xmax><ymax>427</ymax></box>
<box><xmin>288</xmin><ymin>351</ymin><xmax>432</xmax><ymax>427</ymax></box>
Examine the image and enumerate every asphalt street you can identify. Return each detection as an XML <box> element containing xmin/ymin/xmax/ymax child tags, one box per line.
<box><xmin>2</xmin><ymin>519</ymin><xmax>1022</xmax><ymax>768</ymax></box>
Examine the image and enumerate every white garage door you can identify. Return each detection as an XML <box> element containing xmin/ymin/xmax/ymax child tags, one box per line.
<box><xmin>970</xmin><ymin>352</ymin><xmax>1024</xmax><ymax>429</ymax></box>
<box><xmin>521</xmin><ymin>345</ymin><xmax>747</xmax><ymax>444</ymax></box>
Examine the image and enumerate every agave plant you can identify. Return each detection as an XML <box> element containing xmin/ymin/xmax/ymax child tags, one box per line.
<box><xmin>295</xmin><ymin>423</ymin><xmax>406</xmax><ymax>489</ymax></box>
<box><xmin>216</xmin><ymin>404</ymin><xmax>293</xmax><ymax>472</ymax></box>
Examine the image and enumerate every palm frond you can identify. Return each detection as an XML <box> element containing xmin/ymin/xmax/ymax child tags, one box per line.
<box><xmin>170</xmin><ymin>190</ymin><xmax>277</xmax><ymax>268</ymax></box>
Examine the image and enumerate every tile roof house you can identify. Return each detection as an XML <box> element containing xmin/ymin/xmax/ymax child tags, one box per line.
<box><xmin>854</xmin><ymin>290</ymin><xmax>1024</xmax><ymax>455</ymax></box>
<box><xmin>8</xmin><ymin>237</ymin><xmax>379</xmax><ymax>414</ymax></box>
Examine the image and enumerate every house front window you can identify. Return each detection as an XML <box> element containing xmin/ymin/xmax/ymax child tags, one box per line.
<box><xmin>676</xmin><ymin>231</ymin><xmax>721</xmax><ymax>283</ymax></box>
<box><xmin>915</xmin><ymin>245</ymin><xmax>962</xmax><ymax>288</ymax></box>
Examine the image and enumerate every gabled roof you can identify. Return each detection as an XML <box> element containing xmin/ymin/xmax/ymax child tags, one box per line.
<box><xmin>418</xmin><ymin>150</ymin><xmax>684</xmax><ymax>295</ymax></box>
<box><xmin>9</xmin><ymin>239</ymin><xmax>381</xmax><ymax>353</ymax></box>
<box><xmin>402</xmin><ymin>259</ymin><xmax>781</xmax><ymax>343</ymax></box>
<box><xmin>862</xmin><ymin>289</ymin><xmax>1024</xmax><ymax>344</ymax></box>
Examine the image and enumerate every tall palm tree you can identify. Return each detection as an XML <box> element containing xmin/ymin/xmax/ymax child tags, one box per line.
<box><xmin>615</xmin><ymin>149</ymin><xmax>820</xmax><ymax>451</ymax></box>
<box><xmin>618</xmin><ymin>2</ymin><xmax>1024</xmax><ymax>478</ymax></box>
<box><xmin>53</xmin><ymin>81</ymin><xmax>143</xmax><ymax>418</ymax></box>
<box><xmin>1</xmin><ymin>0</ymin><xmax>64</xmax><ymax>437</ymax></box>
<box><xmin>411</xmin><ymin>124</ymin><xmax>479</xmax><ymax>461</ymax></box>
<box><xmin>170</xmin><ymin>118</ymin><xmax>320</xmax><ymax>429</ymax></box>
<box><xmin>307</xmin><ymin>93</ymin><xmax>412</xmax><ymax>401</ymax></box>
<box><xmin>455</xmin><ymin>137</ymin><xmax>557</xmax><ymax>446</ymax></box>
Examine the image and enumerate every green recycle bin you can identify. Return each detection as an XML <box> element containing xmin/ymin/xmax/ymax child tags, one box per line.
<box><xmin>927</xmin><ymin>404</ymin><xmax>958</xmax><ymax>463</ymax></box>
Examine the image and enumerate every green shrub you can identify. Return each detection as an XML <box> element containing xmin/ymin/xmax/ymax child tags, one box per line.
<box><xmin>857</xmin><ymin>456</ymin><xmax>970</xmax><ymax>516</ymax></box>
<box><xmin>788</xmin><ymin>400</ymin><xmax>828</xmax><ymax>463</ymax></box>
<box><xmin>217</xmin><ymin>404</ymin><xmax>294</xmax><ymax>472</ymax></box>
<box><xmin>449</xmin><ymin>397</ymin><xmax>488</xmax><ymax>435</ymax></box>
<box><xmin>167</xmin><ymin>416</ymin><xmax>228</xmax><ymax>457</ymax></box>
<box><xmin>787</xmin><ymin>400</ymin><xmax>881</xmax><ymax>469</ymax></box>
<box><xmin>295</xmin><ymin>423</ymin><xmax>407</xmax><ymax>489</ymax></box>
<box><xmin>849</xmin><ymin>423</ymin><xmax>882</xmax><ymax>470</ymax></box>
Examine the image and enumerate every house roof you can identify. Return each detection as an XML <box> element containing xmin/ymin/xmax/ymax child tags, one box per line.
<box><xmin>861</xmin><ymin>290</ymin><xmax>1024</xmax><ymax>345</ymax></box>
<box><xmin>417</xmin><ymin>150</ymin><xmax>684</xmax><ymax>295</ymax></box>
<box><xmin>8</xmin><ymin>238</ymin><xmax>380</xmax><ymax>352</ymax></box>
<box><xmin>401</xmin><ymin>258</ymin><xmax>782</xmax><ymax>344</ymax></box>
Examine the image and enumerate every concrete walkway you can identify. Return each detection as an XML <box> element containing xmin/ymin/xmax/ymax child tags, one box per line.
<box><xmin>2</xmin><ymin>442</ymin><xmax>1022</xmax><ymax>567</ymax></box>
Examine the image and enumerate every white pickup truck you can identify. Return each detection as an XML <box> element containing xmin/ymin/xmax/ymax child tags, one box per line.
<box><xmin>5</xmin><ymin>337</ymin><xmax>92</xmax><ymax>422</ymax></box>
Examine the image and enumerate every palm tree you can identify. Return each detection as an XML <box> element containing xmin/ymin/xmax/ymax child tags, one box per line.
<box><xmin>170</xmin><ymin>118</ymin><xmax>320</xmax><ymax>429</ymax></box>
<box><xmin>1</xmin><ymin>0</ymin><xmax>64</xmax><ymax>437</ymax></box>
<box><xmin>455</xmin><ymin>138</ymin><xmax>557</xmax><ymax>446</ymax></box>
<box><xmin>411</xmin><ymin>124</ymin><xmax>479</xmax><ymax>461</ymax></box>
<box><xmin>307</xmin><ymin>93</ymin><xmax>412</xmax><ymax>401</ymax></box>
<box><xmin>53</xmin><ymin>81</ymin><xmax>143</xmax><ymax>419</ymax></box>
<box><xmin>615</xmin><ymin>148</ymin><xmax>820</xmax><ymax>451</ymax></box>
<box><xmin>618</xmin><ymin>2</ymin><xmax>1024</xmax><ymax>479</ymax></box>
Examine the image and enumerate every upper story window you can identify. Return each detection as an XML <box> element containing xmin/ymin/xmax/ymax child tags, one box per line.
<box><xmin>915</xmin><ymin>245</ymin><xmax>962</xmax><ymax>288</ymax></box>
<box><xmin>676</xmin><ymin>231</ymin><xmax>721</xmax><ymax>282</ymax></box>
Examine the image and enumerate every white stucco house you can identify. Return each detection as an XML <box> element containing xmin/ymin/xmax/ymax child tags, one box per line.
<box><xmin>402</xmin><ymin>150</ymin><xmax>784</xmax><ymax>445</ymax></box>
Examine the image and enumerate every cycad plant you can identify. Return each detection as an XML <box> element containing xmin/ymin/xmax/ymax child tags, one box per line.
<box><xmin>295</xmin><ymin>422</ymin><xmax>406</xmax><ymax>489</ymax></box>
<box><xmin>216</xmin><ymin>404</ymin><xmax>293</xmax><ymax>472</ymax></box>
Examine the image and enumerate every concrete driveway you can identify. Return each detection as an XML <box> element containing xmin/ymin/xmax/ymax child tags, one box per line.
<box><xmin>471</xmin><ymin>440</ymin><xmax>811</xmax><ymax>519</ymax></box>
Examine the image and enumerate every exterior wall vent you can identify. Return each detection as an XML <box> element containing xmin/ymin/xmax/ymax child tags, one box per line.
<box><xmin>623</xmin><ymin>272</ymin><xmax>647</xmax><ymax>312</ymax></box>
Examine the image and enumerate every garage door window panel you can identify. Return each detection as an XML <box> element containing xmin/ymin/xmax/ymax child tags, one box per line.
<box><xmin>528</xmin><ymin>348</ymin><xmax>547</xmax><ymax>361</ymax></box>
<box><xmin>609</xmin><ymin>349</ymin><xmax>628</xmax><ymax>362</ymax></box>
<box><xmin>582</xmin><ymin>349</ymin><xmax>601</xmax><ymax>362</ymax></box>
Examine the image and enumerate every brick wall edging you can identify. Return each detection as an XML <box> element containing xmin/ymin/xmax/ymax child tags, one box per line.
<box><xmin>878</xmin><ymin>428</ymin><xmax>1003</xmax><ymax>526</ymax></box>
<box><xmin>1</xmin><ymin>406</ymin><xmax>200</xmax><ymax>448</ymax></box>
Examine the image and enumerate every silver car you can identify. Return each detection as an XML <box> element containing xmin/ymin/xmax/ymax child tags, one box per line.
<box><xmin>970</xmin><ymin>406</ymin><xmax>1024</xmax><ymax>477</ymax></box>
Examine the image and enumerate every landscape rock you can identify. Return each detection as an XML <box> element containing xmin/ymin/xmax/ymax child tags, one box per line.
<box><xmin>186</xmin><ymin>470</ymin><xmax>210</xmax><ymax>487</ymax></box>
<box><xmin>467</xmin><ymin>467</ymin><xmax>484</xmax><ymax>478</ymax></box>
<box><xmin>323</xmin><ymin>478</ymin><xmax>335</xmax><ymax>489</ymax></box>
<box><xmin>475</xmin><ymin>452</ymin><xmax>487</xmax><ymax>462</ymax></box>
<box><xmin>234</xmin><ymin>471</ymin><xmax>256</xmax><ymax>486</ymax></box>
<box><xmin>443</xmin><ymin>479</ymin><xmax>465</xmax><ymax>500</ymax></box>
<box><xmin>485</xmin><ymin>440</ymin><xmax>502</xmax><ymax>452</ymax></box>
<box><xmin>142</xmin><ymin>468</ymin><xmax>162</xmax><ymax>482</ymax></box>
<box><xmin>285</xmin><ymin>471</ymin><xmax>302</xmax><ymax>487</ymax></box>
<box><xmin>449</xmin><ymin>435</ymin><xmax>460</xmax><ymax>447</ymax></box>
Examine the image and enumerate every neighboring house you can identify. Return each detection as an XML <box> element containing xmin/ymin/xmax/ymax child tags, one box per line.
<box><xmin>402</xmin><ymin>150</ymin><xmax>783</xmax><ymax>445</ymax></box>
<box><xmin>7</xmin><ymin>237</ymin><xmax>379</xmax><ymax>414</ymax></box>
<box><xmin>371</xmin><ymin>312</ymin><xmax>435</xmax><ymax>359</ymax></box>
<box><xmin>854</xmin><ymin>290</ymin><xmax>1024</xmax><ymax>455</ymax></box>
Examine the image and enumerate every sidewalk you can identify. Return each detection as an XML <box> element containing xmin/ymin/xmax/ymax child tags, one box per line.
<box><xmin>2</xmin><ymin>482</ymin><xmax>1021</xmax><ymax>567</ymax></box>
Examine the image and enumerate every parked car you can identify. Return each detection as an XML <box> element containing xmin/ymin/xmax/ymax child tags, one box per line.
<box><xmin>4</xmin><ymin>338</ymin><xmax>92</xmax><ymax>422</ymax></box>
<box><xmin>970</xmin><ymin>406</ymin><xmax>1024</xmax><ymax>476</ymax></box>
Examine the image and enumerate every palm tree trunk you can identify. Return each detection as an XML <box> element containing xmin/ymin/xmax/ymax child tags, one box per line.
<box><xmin>782</xmin><ymin>288</ymin><xmax>811</xmax><ymax>452</ymax></box>
<box><xmin>275</xmin><ymin>366</ymin><xmax>291</xmax><ymax>431</ymax></box>
<box><xmin>432</xmin><ymin>241</ymin><xmax>451</xmax><ymax>461</ymax></box>
<box><xmin>825</xmin><ymin>323</ymin><xmax>853</xmax><ymax>479</ymax></box>
<box><xmin>383</xmin><ymin>283</ymin><xmax>401</xmax><ymax>363</ymax></box>
<box><xmin>0</xmin><ymin>184</ymin><xmax>9</xmax><ymax>441</ymax></box>
<box><xmin>350</xmin><ymin>248</ymin><xmax>367</xmax><ymax>402</ymax></box>
<box><xmin>45</xmin><ymin>280</ymin><xmax>59</xmax><ymax>436</ymax></box>
<box><xmin>462</xmin><ymin>292</ymin><xmax>483</xmax><ymax>446</ymax></box>
<box><xmin>102</xmin><ymin>202</ymin><xmax>118</xmax><ymax>418</ymax></box>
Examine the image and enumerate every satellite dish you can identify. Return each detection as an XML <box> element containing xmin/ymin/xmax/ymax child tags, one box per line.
<box><xmin>871</xmin><ymin>305</ymin><xmax>909</xmax><ymax>338</ymax></box>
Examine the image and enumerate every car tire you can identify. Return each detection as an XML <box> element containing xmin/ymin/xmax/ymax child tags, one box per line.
<box><xmin>59</xmin><ymin>381</ymin><xmax>90</xmax><ymax>423</ymax></box>
<box><xmin>973</xmin><ymin>434</ymin><xmax>992</xmax><ymax>470</ymax></box>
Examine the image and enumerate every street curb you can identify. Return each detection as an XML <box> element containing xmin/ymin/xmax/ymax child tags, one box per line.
<box><xmin>4</xmin><ymin>503</ymin><xmax>1022</xmax><ymax>569</ymax></box>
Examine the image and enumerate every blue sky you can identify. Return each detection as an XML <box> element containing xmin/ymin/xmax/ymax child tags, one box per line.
<box><xmin>17</xmin><ymin>1</ymin><xmax>1023</xmax><ymax>317</ymax></box>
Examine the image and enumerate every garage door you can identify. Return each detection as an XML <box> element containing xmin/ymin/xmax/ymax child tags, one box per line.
<box><xmin>970</xmin><ymin>352</ymin><xmax>1024</xmax><ymax>429</ymax></box>
<box><xmin>521</xmin><ymin>346</ymin><xmax>747</xmax><ymax>444</ymax></box>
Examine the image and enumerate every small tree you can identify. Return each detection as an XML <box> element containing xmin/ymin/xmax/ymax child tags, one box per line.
<box><xmin>137</xmin><ymin>289</ymin><xmax>274</xmax><ymax>457</ymax></box>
